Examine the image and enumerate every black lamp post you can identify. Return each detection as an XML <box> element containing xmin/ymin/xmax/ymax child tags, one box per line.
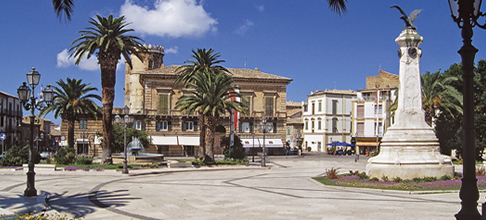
<box><xmin>17</xmin><ymin>67</ymin><xmax>54</xmax><ymax>197</ymax></box>
<box><xmin>448</xmin><ymin>0</ymin><xmax>485</xmax><ymax>219</ymax></box>
<box><xmin>115</xmin><ymin>105</ymin><xmax>133</xmax><ymax>174</ymax></box>
<box><xmin>257</xmin><ymin>117</ymin><xmax>272</xmax><ymax>167</ymax></box>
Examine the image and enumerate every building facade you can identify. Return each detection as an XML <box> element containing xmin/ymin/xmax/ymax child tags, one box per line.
<box><xmin>351</xmin><ymin>70</ymin><xmax>398</xmax><ymax>155</ymax></box>
<box><xmin>285</xmin><ymin>101</ymin><xmax>303</xmax><ymax>150</ymax></box>
<box><xmin>302</xmin><ymin>89</ymin><xmax>357</xmax><ymax>152</ymax></box>
<box><xmin>21</xmin><ymin>116</ymin><xmax>51</xmax><ymax>152</ymax></box>
<box><xmin>0</xmin><ymin>91</ymin><xmax>22</xmax><ymax>154</ymax></box>
<box><xmin>123</xmin><ymin>44</ymin><xmax>292</xmax><ymax>156</ymax></box>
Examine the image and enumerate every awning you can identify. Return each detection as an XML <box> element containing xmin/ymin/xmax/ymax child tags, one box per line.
<box><xmin>356</xmin><ymin>141</ymin><xmax>379</xmax><ymax>147</ymax></box>
<box><xmin>241</xmin><ymin>138</ymin><xmax>260</xmax><ymax>148</ymax></box>
<box><xmin>262</xmin><ymin>138</ymin><xmax>284</xmax><ymax>148</ymax></box>
<box><xmin>178</xmin><ymin>136</ymin><xmax>199</xmax><ymax>146</ymax></box>
<box><xmin>151</xmin><ymin>136</ymin><xmax>178</xmax><ymax>145</ymax></box>
<box><xmin>76</xmin><ymin>139</ymin><xmax>89</xmax><ymax>144</ymax></box>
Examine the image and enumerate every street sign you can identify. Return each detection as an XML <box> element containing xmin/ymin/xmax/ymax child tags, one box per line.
<box><xmin>0</xmin><ymin>133</ymin><xmax>5</xmax><ymax>141</ymax></box>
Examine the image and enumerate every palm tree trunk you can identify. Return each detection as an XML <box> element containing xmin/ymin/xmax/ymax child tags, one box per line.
<box><xmin>100</xmin><ymin>59</ymin><xmax>117</xmax><ymax>164</ymax></box>
<box><xmin>68</xmin><ymin>119</ymin><xmax>75</xmax><ymax>150</ymax></box>
<box><xmin>205</xmin><ymin>124</ymin><xmax>215</xmax><ymax>161</ymax></box>
<box><xmin>198</xmin><ymin>113</ymin><xmax>206</xmax><ymax>160</ymax></box>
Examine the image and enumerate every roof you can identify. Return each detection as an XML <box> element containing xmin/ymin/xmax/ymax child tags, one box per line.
<box><xmin>141</xmin><ymin>65</ymin><xmax>292</xmax><ymax>83</ymax></box>
<box><xmin>308</xmin><ymin>89</ymin><xmax>357</xmax><ymax>97</ymax></box>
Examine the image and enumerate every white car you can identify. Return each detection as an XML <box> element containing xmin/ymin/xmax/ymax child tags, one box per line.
<box><xmin>40</xmin><ymin>152</ymin><xmax>50</xmax><ymax>159</ymax></box>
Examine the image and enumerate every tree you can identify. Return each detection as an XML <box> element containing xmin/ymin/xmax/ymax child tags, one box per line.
<box><xmin>112</xmin><ymin>123</ymin><xmax>151</xmax><ymax>153</ymax></box>
<box><xmin>39</xmin><ymin>78</ymin><xmax>101</xmax><ymax>150</ymax></box>
<box><xmin>52</xmin><ymin>0</ymin><xmax>74</xmax><ymax>21</ymax></box>
<box><xmin>69</xmin><ymin>15</ymin><xmax>145</xmax><ymax>163</ymax></box>
<box><xmin>175</xmin><ymin>71</ymin><xmax>245</xmax><ymax>161</ymax></box>
<box><xmin>421</xmin><ymin>70</ymin><xmax>463</xmax><ymax>126</ymax></box>
<box><xmin>327</xmin><ymin>0</ymin><xmax>348</xmax><ymax>15</ymax></box>
<box><xmin>175</xmin><ymin>48</ymin><xmax>230</xmax><ymax>160</ymax></box>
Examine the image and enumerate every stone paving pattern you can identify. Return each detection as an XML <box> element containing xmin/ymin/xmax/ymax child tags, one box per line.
<box><xmin>0</xmin><ymin>153</ymin><xmax>483</xmax><ymax>220</ymax></box>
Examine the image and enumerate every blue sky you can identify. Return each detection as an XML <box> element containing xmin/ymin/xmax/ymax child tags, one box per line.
<box><xmin>1</xmin><ymin>0</ymin><xmax>486</xmax><ymax>124</ymax></box>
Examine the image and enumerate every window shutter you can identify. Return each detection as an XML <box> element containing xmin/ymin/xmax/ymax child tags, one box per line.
<box><xmin>159</xmin><ymin>94</ymin><xmax>169</xmax><ymax>115</ymax></box>
<box><xmin>182</xmin><ymin>121</ymin><xmax>186</xmax><ymax>131</ymax></box>
<box><xmin>156</xmin><ymin>121</ymin><xmax>160</xmax><ymax>131</ymax></box>
<box><xmin>250</xmin><ymin>122</ymin><xmax>254</xmax><ymax>133</ymax></box>
<box><xmin>265</xmin><ymin>97</ymin><xmax>274</xmax><ymax>117</ymax></box>
<box><xmin>142</xmin><ymin>121</ymin><xmax>146</xmax><ymax>131</ymax></box>
<box><xmin>194</xmin><ymin>121</ymin><xmax>198</xmax><ymax>131</ymax></box>
<box><xmin>238</xmin><ymin>121</ymin><xmax>242</xmax><ymax>133</ymax></box>
<box><xmin>168</xmin><ymin>121</ymin><xmax>172</xmax><ymax>131</ymax></box>
<box><xmin>273</xmin><ymin>122</ymin><xmax>277</xmax><ymax>133</ymax></box>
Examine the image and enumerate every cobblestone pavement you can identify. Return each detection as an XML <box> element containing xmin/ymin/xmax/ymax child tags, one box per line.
<box><xmin>0</xmin><ymin>153</ymin><xmax>482</xmax><ymax>219</ymax></box>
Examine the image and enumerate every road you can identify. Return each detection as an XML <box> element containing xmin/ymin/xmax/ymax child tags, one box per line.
<box><xmin>0</xmin><ymin>153</ymin><xmax>480</xmax><ymax>219</ymax></box>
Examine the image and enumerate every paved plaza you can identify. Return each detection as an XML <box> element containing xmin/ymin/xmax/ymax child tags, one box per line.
<box><xmin>0</xmin><ymin>153</ymin><xmax>482</xmax><ymax>219</ymax></box>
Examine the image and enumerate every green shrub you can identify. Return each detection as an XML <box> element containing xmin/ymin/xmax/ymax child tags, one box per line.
<box><xmin>0</xmin><ymin>145</ymin><xmax>40</xmax><ymax>166</ymax></box>
<box><xmin>440</xmin><ymin>175</ymin><xmax>452</xmax><ymax>181</ymax></box>
<box><xmin>54</xmin><ymin>147</ymin><xmax>76</xmax><ymax>165</ymax></box>
<box><xmin>370</xmin><ymin>177</ymin><xmax>379</xmax><ymax>182</ymax></box>
<box><xmin>75</xmin><ymin>155</ymin><xmax>93</xmax><ymax>165</ymax></box>
<box><xmin>221</xmin><ymin>135</ymin><xmax>246</xmax><ymax>160</ymax></box>
<box><xmin>477</xmin><ymin>166</ymin><xmax>486</xmax><ymax>176</ymax></box>
<box><xmin>357</xmin><ymin>172</ymin><xmax>369</xmax><ymax>180</ymax></box>
<box><xmin>393</xmin><ymin>177</ymin><xmax>403</xmax><ymax>183</ymax></box>
<box><xmin>422</xmin><ymin>176</ymin><xmax>437</xmax><ymax>182</ymax></box>
<box><xmin>381</xmin><ymin>175</ymin><xmax>389</xmax><ymax>182</ymax></box>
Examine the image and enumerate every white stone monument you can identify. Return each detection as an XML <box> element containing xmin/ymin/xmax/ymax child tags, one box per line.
<box><xmin>366</xmin><ymin>14</ymin><xmax>454</xmax><ymax>179</ymax></box>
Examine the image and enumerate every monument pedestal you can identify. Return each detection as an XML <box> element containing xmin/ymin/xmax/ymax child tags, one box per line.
<box><xmin>366</xmin><ymin>28</ymin><xmax>453</xmax><ymax>179</ymax></box>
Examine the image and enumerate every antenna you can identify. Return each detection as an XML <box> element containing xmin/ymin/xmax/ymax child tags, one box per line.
<box><xmin>244</xmin><ymin>58</ymin><xmax>247</xmax><ymax>68</ymax></box>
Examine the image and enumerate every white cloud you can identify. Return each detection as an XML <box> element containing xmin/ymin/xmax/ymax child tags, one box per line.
<box><xmin>256</xmin><ymin>5</ymin><xmax>264</xmax><ymax>12</ymax></box>
<box><xmin>165</xmin><ymin>46</ymin><xmax>178</xmax><ymax>54</ymax></box>
<box><xmin>120</xmin><ymin>0</ymin><xmax>218</xmax><ymax>38</ymax></box>
<box><xmin>56</xmin><ymin>49</ymin><xmax>99</xmax><ymax>71</ymax></box>
<box><xmin>235</xmin><ymin>19</ymin><xmax>254</xmax><ymax>35</ymax></box>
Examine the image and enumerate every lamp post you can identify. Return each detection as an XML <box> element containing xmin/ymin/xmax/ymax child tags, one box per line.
<box><xmin>115</xmin><ymin>105</ymin><xmax>133</xmax><ymax>174</ymax></box>
<box><xmin>448</xmin><ymin>1</ymin><xmax>485</xmax><ymax>219</ymax></box>
<box><xmin>257</xmin><ymin>117</ymin><xmax>272</xmax><ymax>167</ymax></box>
<box><xmin>17</xmin><ymin>67</ymin><xmax>54</xmax><ymax>197</ymax></box>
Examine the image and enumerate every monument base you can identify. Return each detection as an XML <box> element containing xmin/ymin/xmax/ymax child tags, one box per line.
<box><xmin>366</xmin><ymin>127</ymin><xmax>454</xmax><ymax>180</ymax></box>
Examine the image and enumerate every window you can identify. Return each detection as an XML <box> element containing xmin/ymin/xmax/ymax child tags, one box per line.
<box><xmin>240</xmin><ymin>122</ymin><xmax>253</xmax><ymax>133</ymax></box>
<box><xmin>332</xmin><ymin>118</ymin><xmax>338</xmax><ymax>133</ymax></box>
<box><xmin>311</xmin><ymin>121</ymin><xmax>315</xmax><ymax>133</ymax></box>
<box><xmin>265</xmin><ymin>97</ymin><xmax>274</xmax><ymax>116</ymax></box>
<box><xmin>318</xmin><ymin>120</ymin><xmax>321</xmax><ymax>130</ymax></box>
<box><xmin>332</xmin><ymin>100</ymin><xmax>338</xmax><ymax>114</ymax></box>
<box><xmin>134</xmin><ymin>121</ymin><xmax>146</xmax><ymax>131</ymax></box>
<box><xmin>357</xmin><ymin>122</ymin><xmax>364</xmax><ymax>136</ymax></box>
<box><xmin>159</xmin><ymin>94</ymin><xmax>169</xmax><ymax>115</ymax></box>
<box><xmin>318</xmin><ymin>101</ymin><xmax>322</xmax><ymax>112</ymax></box>
<box><xmin>79</xmin><ymin>120</ymin><xmax>87</xmax><ymax>129</ymax></box>
<box><xmin>357</xmin><ymin>105</ymin><xmax>364</xmax><ymax>118</ymax></box>
<box><xmin>374</xmin><ymin>105</ymin><xmax>383</xmax><ymax>114</ymax></box>
<box><xmin>148</xmin><ymin>60</ymin><xmax>154</xmax><ymax>69</ymax></box>
<box><xmin>287</xmin><ymin>128</ymin><xmax>290</xmax><ymax>135</ymax></box>
<box><xmin>312</xmin><ymin>102</ymin><xmax>315</xmax><ymax>115</ymax></box>
<box><xmin>182</xmin><ymin>121</ymin><xmax>197</xmax><ymax>131</ymax></box>
<box><xmin>305</xmin><ymin>120</ymin><xmax>308</xmax><ymax>130</ymax></box>
<box><xmin>303</xmin><ymin>104</ymin><xmax>308</xmax><ymax>112</ymax></box>
<box><xmin>156</xmin><ymin>121</ymin><xmax>171</xmax><ymax>131</ymax></box>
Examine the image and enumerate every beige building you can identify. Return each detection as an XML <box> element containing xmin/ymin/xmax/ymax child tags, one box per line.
<box><xmin>122</xmin><ymin>44</ymin><xmax>292</xmax><ymax>156</ymax></box>
<box><xmin>351</xmin><ymin>70</ymin><xmax>399</xmax><ymax>155</ymax></box>
<box><xmin>285</xmin><ymin>101</ymin><xmax>303</xmax><ymax>150</ymax></box>
<box><xmin>21</xmin><ymin>116</ymin><xmax>51</xmax><ymax>152</ymax></box>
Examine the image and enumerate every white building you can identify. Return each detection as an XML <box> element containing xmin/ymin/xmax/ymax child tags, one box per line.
<box><xmin>302</xmin><ymin>89</ymin><xmax>357</xmax><ymax>152</ymax></box>
<box><xmin>351</xmin><ymin>70</ymin><xmax>398</xmax><ymax>155</ymax></box>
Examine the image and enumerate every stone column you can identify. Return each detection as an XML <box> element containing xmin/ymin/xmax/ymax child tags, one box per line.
<box><xmin>365</xmin><ymin>28</ymin><xmax>453</xmax><ymax>180</ymax></box>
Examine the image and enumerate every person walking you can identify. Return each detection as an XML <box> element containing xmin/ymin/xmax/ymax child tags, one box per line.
<box><xmin>355</xmin><ymin>153</ymin><xmax>359</xmax><ymax>162</ymax></box>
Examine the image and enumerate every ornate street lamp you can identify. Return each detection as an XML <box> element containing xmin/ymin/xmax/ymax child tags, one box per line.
<box><xmin>448</xmin><ymin>1</ymin><xmax>486</xmax><ymax>219</ymax></box>
<box><xmin>17</xmin><ymin>68</ymin><xmax>54</xmax><ymax>197</ymax></box>
<box><xmin>115</xmin><ymin>105</ymin><xmax>133</xmax><ymax>174</ymax></box>
<box><xmin>257</xmin><ymin>117</ymin><xmax>273</xmax><ymax>167</ymax></box>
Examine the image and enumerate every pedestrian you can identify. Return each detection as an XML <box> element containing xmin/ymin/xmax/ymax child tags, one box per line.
<box><xmin>355</xmin><ymin>153</ymin><xmax>359</xmax><ymax>162</ymax></box>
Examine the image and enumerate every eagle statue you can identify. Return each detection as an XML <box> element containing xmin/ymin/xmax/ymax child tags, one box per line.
<box><xmin>391</xmin><ymin>5</ymin><xmax>423</xmax><ymax>30</ymax></box>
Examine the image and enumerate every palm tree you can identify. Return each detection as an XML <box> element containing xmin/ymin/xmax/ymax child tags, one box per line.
<box><xmin>389</xmin><ymin>71</ymin><xmax>463</xmax><ymax>126</ymax></box>
<box><xmin>69</xmin><ymin>15</ymin><xmax>145</xmax><ymax>163</ymax></box>
<box><xmin>421</xmin><ymin>71</ymin><xmax>463</xmax><ymax>126</ymax></box>
<box><xmin>175</xmin><ymin>48</ymin><xmax>230</xmax><ymax>159</ymax></box>
<box><xmin>175</xmin><ymin>71</ymin><xmax>245</xmax><ymax>161</ymax></box>
<box><xmin>39</xmin><ymin>78</ymin><xmax>101</xmax><ymax>150</ymax></box>
<box><xmin>327</xmin><ymin>0</ymin><xmax>348</xmax><ymax>15</ymax></box>
<box><xmin>52</xmin><ymin>0</ymin><xmax>74</xmax><ymax>21</ymax></box>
